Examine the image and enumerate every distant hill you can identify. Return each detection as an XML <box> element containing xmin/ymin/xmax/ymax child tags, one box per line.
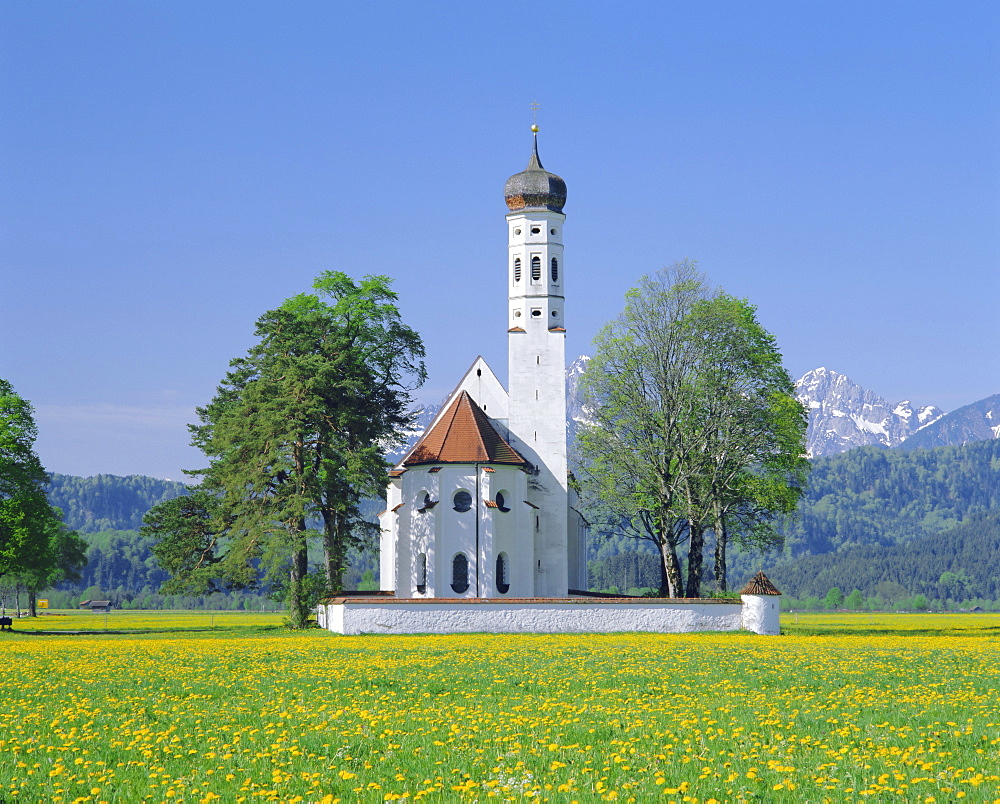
<box><xmin>46</xmin><ymin>473</ymin><xmax>188</xmax><ymax>533</ymax></box>
<box><xmin>779</xmin><ymin>439</ymin><xmax>1000</xmax><ymax>557</ymax></box>
<box><xmin>770</xmin><ymin>509</ymin><xmax>1000</xmax><ymax>601</ymax></box>
<box><xmin>899</xmin><ymin>394</ymin><xmax>1000</xmax><ymax>451</ymax></box>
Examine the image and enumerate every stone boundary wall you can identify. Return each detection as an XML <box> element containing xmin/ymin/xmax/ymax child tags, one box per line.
<box><xmin>316</xmin><ymin>596</ymin><xmax>778</xmax><ymax>636</ymax></box>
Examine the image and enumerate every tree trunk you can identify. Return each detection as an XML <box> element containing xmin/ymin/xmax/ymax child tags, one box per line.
<box><xmin>656</xmin><ymin>542</ymin><xmax>671</xmax><ymax>597</ymax></box>
<box><xmin>685</xmin><ymin>522</ymin><xmax>704</xmax><ymax>598</ymax></box>
<box><xmin>656</xmin><ymin>516</ymin><xmax>684</xmax><ymax>597</ymax></box>
<box><xmin>286</xmin><ymin>522</ymin><xmax>311</xmax><ymax>629</ymax></box>
<box><xmin>15</xmin><ymin>584</ymin><xmax>21</xmax><ymax>618</ymax></box>
<box><xmin>322</xmin><ymin>510</ymin><xmax>348</xmax><ymax>593</ymax></box>
<box><xmin>28</xmin><ymin>587</ymin><xmax>37</xmax><ymax>618</ymax></box>
<box><xmin>714</xmin><ymin>514</ymin><xmax>728</xmax><ymax>593</ymax></box>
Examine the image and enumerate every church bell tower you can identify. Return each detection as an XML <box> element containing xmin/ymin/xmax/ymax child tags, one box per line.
<box><xmin>503</xmin><ymin>128</ymin><xmax>569</xmax><ymax>596</ymax></box>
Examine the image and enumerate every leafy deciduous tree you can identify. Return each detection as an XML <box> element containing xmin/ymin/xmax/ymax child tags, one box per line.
<box><xmin>0</xmin><ymin>379</ymin><xmax>87</xmax><ymax>613</ymax></box>
<box><xmin>575</xmin><ymin>262</ymin><xmax>808</xmax><ymax>598</ymax></box>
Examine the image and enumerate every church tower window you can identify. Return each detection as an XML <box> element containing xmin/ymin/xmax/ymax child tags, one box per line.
<box><xmin>496</xmin><ymin>552</ymin><xmax>510</xmax><ymax>594</ymax></box>
<box><xmin>530</xmin><ymin>255</ymin><xmax>541</xmax><ymax>281</ymax></box>
<box><xmin>513</xmin><ymin>257</ymin><xmax>521</xmax><ymax>282</ymax></box>
<box><xmin>551</xmin><ymin>257</ymin><xmax>559</xmax><ymax>282</ymax></box>
<box><xmin>451</xmin><ymin>553</ymin><xmax>469</xmax><ymax>593</ymax></box>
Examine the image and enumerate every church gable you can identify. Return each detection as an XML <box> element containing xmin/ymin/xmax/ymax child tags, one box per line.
<box><xmin>403</xmin><ymin>391</ymin><xmax>526</xmax><ymax>467</ymax></box>
<box><xmin>450</xmin><ymin>357</ymin><xmax>508</xmax><ymax>421</ymax></box>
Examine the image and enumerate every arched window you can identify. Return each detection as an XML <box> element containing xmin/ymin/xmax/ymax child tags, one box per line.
<box><xmin>415</xmin><ymin>553</ymin><xmax>427</xmax><ymax>594</ymax></box>
<box><xmin>451</xmin><ymin>553</ymin><xmax>469</xmax><ymax>594</ymax></box>
<box><xmin>496</xmin><ymin>552</ymin><xmax>510</xmax><ymax>595</ymax></box>
<box><xmin>513</xmin><ymin>257</ymin><xmax>521</xmax><ymax>283</ymax></box>
<box><xmin>495</xmin><ymin>490</ymin><xmax>510</xmax><ymax>512</ymax></box>
<box><xmin>530</xmin><ymin>255</ymin><xmax>541</xmax><ymax>281</ymax></box>
<box><xmin>453</xmin><ymin>490</ymin><xmax>472</xmax><ymax>512</ymax></box>
<box><xmin>551</xmin><ymin>257</ymin><xmax>559</xmax><ymax>282</ymax></box>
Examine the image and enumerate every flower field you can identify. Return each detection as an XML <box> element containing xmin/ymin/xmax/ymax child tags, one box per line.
<box><xmin>2</xmin><ymin>612</ymin><xmax>999</xmax><ymax>802</ymax></box>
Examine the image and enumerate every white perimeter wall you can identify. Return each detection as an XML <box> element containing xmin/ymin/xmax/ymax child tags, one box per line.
<box><xmin>317</xmin><ymin>598</ymin><xmax>783</xmax><ymax>636</ymax></box>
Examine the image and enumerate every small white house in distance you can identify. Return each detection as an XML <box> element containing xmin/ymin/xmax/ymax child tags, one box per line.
<box><xmin>317</xmin><ymin>131</ymin><xmax>783</xmax><ymax>637</ymax></box>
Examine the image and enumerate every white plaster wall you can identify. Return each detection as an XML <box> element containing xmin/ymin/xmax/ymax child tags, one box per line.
<box><xmin>322</xmin><ymin>600</ymin><xmax>746</xmax><ymax>636</ymax></box>
<box><xmin>507</xmin><ymin>208</ymin><xmax>570</xmax><ymax>599</ymax></box>
<box><xmin>452</xmin><ymin>358</ymin><xmax>509</xmax><ymax>426</ymax></box>
<box><xmin>437</xmin><ymin>465</ymin><xmax>479</xmax><ymax>597</ymax></box>
<box><xmin>741</xmin><ymin>595</ymin><xmax>781</xmax><ymax>635</ymax></box>
<box><xmin>379</xmin><ymin>478</ymin><xmax>402</xmax><ymax>593</ymax></box>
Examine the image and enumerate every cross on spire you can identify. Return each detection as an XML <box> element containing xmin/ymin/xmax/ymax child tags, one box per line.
<box><xmin>530</xmin><ymin>101</ymin><xmax>540</xmax><ymax>133</ymax></box>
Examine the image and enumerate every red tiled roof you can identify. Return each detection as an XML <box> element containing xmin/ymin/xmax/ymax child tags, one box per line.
<box><xmin>403</xmin><ymin>391</ymin><xmax>527</xmax><ymax>467</ymax></box>
<box><xmin>740</xmin><ymin>571</ymin><xmax>781</xmax><ymax>595</ymax></box>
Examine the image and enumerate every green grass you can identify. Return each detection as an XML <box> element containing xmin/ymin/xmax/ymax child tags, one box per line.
<box><xmin>3</xmin><ymin>608</ymin><xmax>286</xmax><ymax>634</ymax></box>
<box><xmin>1</xmin><ymin>612</ymin><xmax>998</xmax><ymax>801</ymax></box>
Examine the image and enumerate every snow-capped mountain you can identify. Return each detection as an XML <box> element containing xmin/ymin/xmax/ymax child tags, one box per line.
<box><xmin>898</xmin><ymin>393</ymin><xmax>1000</xmax><ymax>451</ymax></box>
<box><xmin>795</xmin><ymin>368</ymin><xmax>945</xmax><ymax>457</ymax></box>
<box><xmin>565</xmin><ymin>355</ymin><xmax>592</xmax><ymax>437</ymax></box>
<box><xmin>385</xmin><ymin>403</ymin><xmax>441</xmax><ymax>462</ymax></box>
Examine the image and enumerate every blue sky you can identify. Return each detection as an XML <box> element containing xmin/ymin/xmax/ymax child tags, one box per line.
<box><xmin>2</xmin><ymin>1</ymin><xmax>998</xmax><ymax>480</ymax></box>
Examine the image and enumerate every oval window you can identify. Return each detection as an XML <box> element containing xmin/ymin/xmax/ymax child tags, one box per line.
<box><xmin>530</xmin><ymin>256</ymin><xmax>541</xmax><ymax>281</ymax></box>
<box><xmin>495</xmin><ymin>491</ymin><xmax>510</xmax><ymax>512</ymax></box>
<box><xmin>513</xmin><ymin>257</ymin><xmax>521</xmax><ymax>283</ymax></box>
<box><xmin>451</xmin><ymin>553</ymin><xmax>469</xmax><ymax>594</ymax></box>
<box><xmin>551</xmin><ymin>257</ymin><xmax>559</xmax><ymax>282</ymax></box>
<box><xmin>453</xmin><ymin>490</ymin><xmax>473</xmax><ymax>512</ymax></box>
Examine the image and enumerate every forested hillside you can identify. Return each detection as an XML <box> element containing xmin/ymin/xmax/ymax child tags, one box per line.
<box><xmin>770</xmin><ymin>510</ymin><xmax>1000</xmax><ymax>602</ymax></box>
<box><xmin>37</xmin><ymin>438</ymin><xmax>1000</xmax><ymax>603</ymax></box>
<box><xmin>590</xmin><ymin>439</ymin><xmax>1000</xmax><ymax>595</ymax></box>
<box><xmin>46</xmin><ymin>474</ymin><xmax>188</xmax><ymax>532</ymax></box>
<box><xmin>780</xmin><ymin>439</ymin><xmax>1000</xmax><ymax>555</ymax></box>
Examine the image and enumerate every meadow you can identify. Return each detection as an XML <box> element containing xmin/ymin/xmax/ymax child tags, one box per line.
<box><xmin>1</xmin><ymin>611</ymin><xmax>998</xmax><ymax>802</ymax></box>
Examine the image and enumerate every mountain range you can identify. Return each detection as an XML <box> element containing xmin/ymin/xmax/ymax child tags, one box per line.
<box><xmin>794</xmin><ymin>367</ymin><xmax>998</xmax><ymax>457</ymax></box>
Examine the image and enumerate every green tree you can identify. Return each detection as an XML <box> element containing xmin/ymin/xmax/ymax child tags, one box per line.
<box><xmin>0</xmin><ymin>380</ymin><xmax>84</xmax><ymax>612</ymax></box>
<box><xmin>574</xmin><ymin>262</ymin><xmax>807</xmax><ymax>597</ymax></box>
<box><xmin>844</xmin><ymin>588</ymin><xmax>865</xmax><ymax>610</ymax></box>
<box><xmin>674</xmin><ymin>294</ymin><xmax>808</xmax><ymax>594</ymax></box>
<box><xmin>574</xmin><ymin>262</ymin><xmax>712</xmax><ymax>595</ymax></box>
<box><xmin>0</xmin><ymin>379</ymin><xmax>52</xmax><ymax>579</ymax></box>
<box><xmin>824</xmin><ymin>586</ymin><xmax>844</xmax><ymax>610</ymax></box>
<box><xmin>175</xmin><ymin>272</ymin><xmax>424</xmax><ymax>627</ymax></box>
<box><xmin>143</xmin><ymin>489</ymin><xmax>235</xmax><ymax>595</ymax></box>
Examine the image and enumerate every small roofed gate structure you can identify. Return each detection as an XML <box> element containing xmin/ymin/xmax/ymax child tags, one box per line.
<box><xmin>740</xmin><ymin>572</ymin><xmax>782</xmax><ymax>635</ymax></box>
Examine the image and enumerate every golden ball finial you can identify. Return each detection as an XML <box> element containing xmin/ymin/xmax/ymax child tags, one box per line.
<box><xmin>531</xmin><ymin>124</ymin><xmax>539</xmax><ymax>133</ymax></box>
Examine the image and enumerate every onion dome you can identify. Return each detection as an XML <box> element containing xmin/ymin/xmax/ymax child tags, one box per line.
<box><xmin>504</xmin><ymin>131</ymin><xmax>567</xmax><ymax>213</ymax></box>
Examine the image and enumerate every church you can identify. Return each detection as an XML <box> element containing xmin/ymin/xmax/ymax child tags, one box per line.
<box><xmin>378</xmin><ymin>129</ymin><xmax>589</xmax><ymax>599</ymax></box>
<box><xmin>318</xmin><ymin>132</ymin><xmax>781</xmax><ymax>636</ymax></box>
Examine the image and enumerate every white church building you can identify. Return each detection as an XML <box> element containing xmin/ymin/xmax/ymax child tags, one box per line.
<box><xmin>317</xmin><ymin>132</ymin><xmax>782</xmax><ymax>636</ymax></box>
<box><xmin>378</xmin><ymin>132</ymin><xmax>588</xmax><ymax>601</ymax></box>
